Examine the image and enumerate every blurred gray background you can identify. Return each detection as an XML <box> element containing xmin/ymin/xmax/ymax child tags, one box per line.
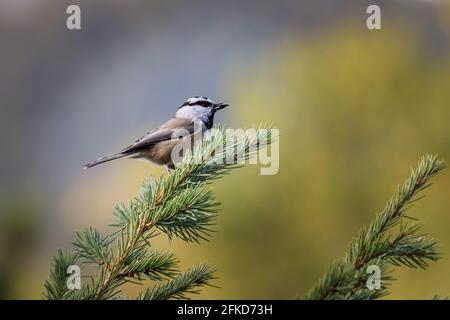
<box><xmin>1</xmin><ymin>0</ymin><xmax>450</xmax><ymax>299</ymax></box>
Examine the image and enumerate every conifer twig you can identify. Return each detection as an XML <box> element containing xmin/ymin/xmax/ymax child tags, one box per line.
<box><xmin>306</xmin><ymin>154</ymin><xmax>445</xmax><ymax>300</ymax></box>
<box><xmin>44</xmin><ymin>125</ymin><xmax>273</xmax><ymax>300</ymax></box>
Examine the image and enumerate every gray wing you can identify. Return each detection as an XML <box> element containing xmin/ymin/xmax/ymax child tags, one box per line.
<box><xmin>84</xmin><ymin>118</ymin><xmax>197</xmax><ymax>169</ymax></box>
<box><xmin>120</xmin><ymin>117</ymin><xmax>196</xmax><ymax>154</ymax></box>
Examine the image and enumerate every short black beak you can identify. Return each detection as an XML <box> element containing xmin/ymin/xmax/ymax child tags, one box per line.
<box><xmin>214</xmin><ymin>103</ymin><xmax>229</xmax><ymax>111</ymax></box>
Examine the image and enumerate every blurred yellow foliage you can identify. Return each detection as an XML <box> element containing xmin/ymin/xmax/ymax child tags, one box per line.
<box><xmin>199</xmin><ymin>25</ymin><xmax>450</xmax><ymax>299</ymax></box>
<box><xmin>48</xmin><ymin>19</ymin><xmax>450</xmax><ymax>300</ymax></box>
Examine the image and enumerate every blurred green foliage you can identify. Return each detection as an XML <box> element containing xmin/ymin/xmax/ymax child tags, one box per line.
<box><xmin>5</xmin><ymin>12</ymin><xmax>450</xmax><ymax>299</ymax></box>
<box><xmin>192</xmin><ymin>25</ymin><xmax>450</xmax><ymax>299</ymax></box>
<box><xmin>0</xmin><ymin>197</ymin><xmax>40</xmax><ymax>299</ymax></box>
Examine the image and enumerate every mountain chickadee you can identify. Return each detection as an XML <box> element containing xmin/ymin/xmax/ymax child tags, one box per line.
<box><xmin>84</xmin><ymin>96</ymin><xmax>228</xmax><ymax>170</ymax></box>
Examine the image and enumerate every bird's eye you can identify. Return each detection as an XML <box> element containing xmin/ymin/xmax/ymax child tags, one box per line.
<box><xmin>199</xmin><ymin>101</ymin><xmax>211</xmax><ymax>107</ymax></box>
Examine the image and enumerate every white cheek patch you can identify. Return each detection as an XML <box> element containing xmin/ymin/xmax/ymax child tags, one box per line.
<box><xmin>175</xmin><ymin>106</ymin><xmax>212</xmax><ymax>121</ymax></box>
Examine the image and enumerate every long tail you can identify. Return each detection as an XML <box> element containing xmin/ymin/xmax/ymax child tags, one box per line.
<box><xmin>84</xmin><ymin>152</ymin><xmax>128</xmax><ymax>169</ymax></box>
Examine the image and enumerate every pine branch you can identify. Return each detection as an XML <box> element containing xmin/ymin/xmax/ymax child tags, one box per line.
<box><xmin>44</xmin><ymin>125</ymin><xmax>274</xmax><ymax>300</ymax></box>
<box><xmin>120</xmin><ymin>251</ymin><xmax>178</xmax><ymax>281</ymax></box>
<box><xmin>73</xmin><ymin>228</ymin><xmax>112</xmax><ymax>265</ymax></box>
<box><xmin>306</xmin><ymin>154</ymin><xmax>445</xmax><ymax>300</ymax></box>
<box><xmin>138</xmin><ymin>264</ymin><xmax>217</xmax><ymax>300</ymax></box>
<box><xmin>432</xmin><ymin>294</ymin><xmax>449</xmax><ymax>300</ymax></box>
<box><xmin>43</xmin><ymin>249</ymin><xmax>78</xmax><ymax>300</ymax></box>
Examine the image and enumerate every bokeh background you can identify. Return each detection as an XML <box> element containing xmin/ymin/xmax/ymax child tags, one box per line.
<box><xmin>1</xmin><ymin>0</ymin><xmax>450</xmax><ymax>299</ymax></box>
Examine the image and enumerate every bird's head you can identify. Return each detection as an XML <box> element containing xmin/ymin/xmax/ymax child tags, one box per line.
<box><xmin>175</xmin><ymin>96</ymin><xmax>228</xmax><ymax>128</ymax></box>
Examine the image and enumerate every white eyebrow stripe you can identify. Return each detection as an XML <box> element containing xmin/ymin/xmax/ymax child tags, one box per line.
<box><xmin>186</xmin><ymin>97</ymin><xmax>214</xmax><ymax>104</ymax></box>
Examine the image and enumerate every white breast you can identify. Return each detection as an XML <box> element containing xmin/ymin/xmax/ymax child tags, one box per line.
<box><xmin>175</xmin><ymin>106</ymin><xmax>212</xmax><ymax>123</ymax></box>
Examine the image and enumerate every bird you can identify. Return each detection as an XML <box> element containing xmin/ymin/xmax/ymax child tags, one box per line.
<box><xmin>84</xmin><ymin>96</ymin><xmax>228</xmax><ymax>171</ymax></box>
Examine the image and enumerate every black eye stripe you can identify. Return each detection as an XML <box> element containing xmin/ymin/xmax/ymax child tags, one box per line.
<box><xmin>179</xmin><ymin>97</ymin><xmax>213</xmax><ymax>109</ymax></box>
<box><xmin>188</xmin><ymin>100</ymin><xmax>212</xmax><ymax>107</ymax></box>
